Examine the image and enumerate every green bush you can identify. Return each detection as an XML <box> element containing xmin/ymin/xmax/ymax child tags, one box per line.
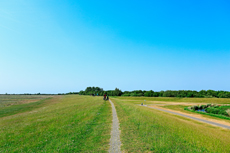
<box><xmin>205</xmin><ymin>107</ymin><xmax>228</xmax><ymax>116</ymax></box>
<box><xmin>192</xmin><ymin>105</ymin><xmax>199</xmax><ymax>111</ymax></box>
<box><xmin>201</xmin><ymin>105</ymin><xmax>207</xmax><ymax>109</ymax></box>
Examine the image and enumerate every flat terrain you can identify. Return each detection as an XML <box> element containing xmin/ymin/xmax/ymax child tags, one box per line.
<box><xmin>1</xmin><ymin>95</ymin><xmax>230</xmax><ymax>152</ymax></box>
<box><xmin>0</xmin><ymin>95</ymin><xmax>112</xmax><ymax>152</ymax></box>
<box><xmin>111</xmin><ymin>97</ymin><xmax>230</xmax><ymax>152</ymax></box>
<box><xmin>0</xmin><ymin>95</ymin><xmax>52</xmax><ymax>107</ymax></box>
<box><xmin>0</xmin><ymin>95</ymin><xmax>53</xmax><ymax>117</ymax></box>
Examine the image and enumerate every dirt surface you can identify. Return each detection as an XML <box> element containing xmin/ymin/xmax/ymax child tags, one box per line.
<box><xmin>148</xmin><ymin>105</ymin><xmax>230</xmax><ymax>129</ymax></box>
<box><xmin>109</xmin><ymin>99</ymin><xmax>121</xmax><ymax>153</ymax></box>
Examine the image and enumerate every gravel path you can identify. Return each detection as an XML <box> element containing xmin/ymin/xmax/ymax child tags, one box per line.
<box><xmin>148</xmin><ymin>106</ymin><xmax>230</xmax><ymax>129</ymax></box>
<box><xmin>109</xmin><ymin>99</ymin><xmax>121</xmax><ymax>153</ymax></box>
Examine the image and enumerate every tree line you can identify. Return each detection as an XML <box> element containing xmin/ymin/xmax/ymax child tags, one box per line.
<box><xmin>79</xmin><ymin>87</ymin><xmax>230</xmax><ymax>98</ymax></box>
<box><xmin>79</xmin><ymin>87</ymin><xmax>122</xmax><ymax>96</ymax></box>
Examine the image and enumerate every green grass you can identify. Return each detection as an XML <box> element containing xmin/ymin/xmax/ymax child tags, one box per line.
<box><xmin>115</xmin><ymin>96</ymin><xmax>230</xmax><ymax>104</ymax></box>
<box><xmin>184</xmin><ymin>107</ymin><xmax>230</xmax><ymax>120</ymax></box>
<box><xmin>111</xmin><ymin>97</ymin><xmax>230</xmax><ymax>153</ymax></box>
<box><xmin>0</xmin><ymin>95</ymin><xmax>112</xmax><ymax>152</ymax></box>
<box><xmin>0</xmin><ymin>95</ymin><xmax>52</xmax><ymax>107</ymax></box>
<box><xmin>0</xmin><ymin>98</ymin><xmax>52</xmax><ymax>117</ymax></box>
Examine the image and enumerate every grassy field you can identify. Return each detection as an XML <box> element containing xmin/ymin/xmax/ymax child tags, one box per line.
<box><xmin>2</xmin><ymin>95</ymin><xmax>230</xmax><ymax>152</ymax></box>
<box><xmin>111</xmin><ymin>97</ymin><xmax>230</xmax><ymax>152</ymax></box>
<box><xmin>0</xmin><ymin>95</ymin><xmax>52</xmax><ymax>107</ymax></box>
<box><xmin>116</xmin><ymin>96</ymin><xmax>230</xmax><ymax>104</ymax></box>
<box><xmin>0</xmin><ymin>95</ymin><xmax>111</xmax><ymax>152</ymax></box>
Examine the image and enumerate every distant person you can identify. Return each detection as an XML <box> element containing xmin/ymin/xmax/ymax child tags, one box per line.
<box><xmin>104</xmin><ymin>94</ymin><xmax>106</xmax><ymax>100</ymax></box>
<box><xmin>106</xmin><ymin>95</ymin><xmax>109</xmax><ymax>100</ymax></box>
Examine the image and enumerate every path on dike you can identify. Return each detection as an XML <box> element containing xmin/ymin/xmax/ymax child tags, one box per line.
<box><xmin>109</xmin><ymin>99</ymin><xmax>121</xmax><ymax>153</ymax></box>
<box><xmin>147</xmin><ymin>106</ymin><xmax>230</xmax><ymax>130</ymax></box>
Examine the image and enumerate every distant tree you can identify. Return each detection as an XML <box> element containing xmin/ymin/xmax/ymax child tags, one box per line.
<box><xmin>114</xmin><ymin>88</ymin><xmax>123</xmax><ymax>96</ymax></box>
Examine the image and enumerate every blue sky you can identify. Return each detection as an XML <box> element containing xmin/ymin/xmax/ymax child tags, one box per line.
<box><xmin>0</xmin><ymin>0</ymin><xmax>229</xmax><ymax>93</ymax></box>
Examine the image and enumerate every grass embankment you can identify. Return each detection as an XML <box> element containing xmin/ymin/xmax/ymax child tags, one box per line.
<box><xmin>0</xmin><ymin>98</ymin><xmax>52</xmax><ymax>118</ymax></box>
<box><xmin>0</xmin><ymin>95</ymin><xmax>52</xmax><ymax>107</ymax></box>
<box><xmin>111</xmin><ymin>97</ymin><xmax>230</xmax><ymax>152</ymax></box>
<box><xmin>115</xmin><ymin>96</ymin><xmax>230</xmax><ymax>104</ymax></box>
<box><xmin>0</xmin><ymin>95</ymin><xmax>111</xmax><ymax>152</ymax></box>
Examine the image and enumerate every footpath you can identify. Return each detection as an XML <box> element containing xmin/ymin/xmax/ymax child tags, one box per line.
<box><xmin>109</xmin><ymin>99</ymin><xmax>121</xmax><ymax>153</ymax></box>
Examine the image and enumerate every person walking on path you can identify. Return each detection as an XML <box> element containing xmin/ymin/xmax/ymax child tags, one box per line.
<box><xmin>103</xmin><ymin>94</ymin><xmax>106</xmax><ymax>100</ymax></box>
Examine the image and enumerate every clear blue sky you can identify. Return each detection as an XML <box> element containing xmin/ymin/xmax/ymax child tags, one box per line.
<box><xmin>0</xmin><ymin>0</ymin><xmax>229</xmax><ymax>94</ymax></box>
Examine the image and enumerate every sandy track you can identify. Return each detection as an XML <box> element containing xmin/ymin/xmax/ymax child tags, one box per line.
<box><xmin>109</xmin><ymin>99</ymin><xmax>121</xmax><ymax>153</ymax></box>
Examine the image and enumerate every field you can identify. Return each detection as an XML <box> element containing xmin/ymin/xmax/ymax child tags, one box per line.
<box><xmin>111</xmin><ymin>97</ymin><xmax>230</xmax><ymax>152</ymax></box>
<box><xmin>0</xmin><ymin>95</ymin><xmax>52</xmax><ymax>107</ymax></box>
<box><xmin>0</xmin><ymin>95</ymin><xmax>111</xmax><ymax>152</ymax></box>
<box><xmin>1</xmin><ymin>95</ymin><xmax>230</xmax><ymax>152</ymax></box>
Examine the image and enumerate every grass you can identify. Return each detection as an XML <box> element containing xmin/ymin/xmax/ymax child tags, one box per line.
<box><xmin>115</xmin><ymin>96</ymin><xmax>230</xmax><ymax>104</ymax></box>
<box><xmin>111</xmin><ymin>97</ymin><xmax>230</xmax><ymax>153</ymax></box>
<box><xmin>0</xmin><ymin>95</ymin><xmax>52</xmax><ymax>107</ymax></box>
<box><xmin>184</xmin><ymin>107</ymin><xmax>230</xmax><ymax>120</ymax></box>
<box><xmin>162</xmin><ymin>105</ymin><xmax>230</xmax><ymax>122</ymax></box>
<box><xmin>2</xmin><ymin>95</ymin><xmax>230</xmax><ymax>152</ymax></box>
<box><xmin>0</xmin><ymin>95</ymin><xmax>112</xmax><ymax>152</ymax></box>
<box><xmin>0</xmin><ymin>98</ymin><xmax>52</xmax><ymax>117</ymax></box>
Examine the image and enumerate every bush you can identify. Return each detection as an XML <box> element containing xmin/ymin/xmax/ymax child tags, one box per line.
<box><xmin>201</xmin><ymin>105</ymin><xmax>207</xmax><ymax>109</ymax></box>
<box><xmin>205</xmin><ymin>107</ymin><xmax>228</xmax><ymax>116</ymax></box>
<box><xmin>192</xmin><ymin>105</ymin><xmax>199</xmax><ymax>111</ymax></box>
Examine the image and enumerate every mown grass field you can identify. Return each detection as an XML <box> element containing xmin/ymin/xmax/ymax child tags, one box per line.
<box><xmin>0</xmin><ymin>95</ymin><xmax>111</xmax><ymax>152</ymax></box>
<box><xmin>111</xmin><ymin>97</ymin><xmax>230</xmax><ymax>152</ymax></box>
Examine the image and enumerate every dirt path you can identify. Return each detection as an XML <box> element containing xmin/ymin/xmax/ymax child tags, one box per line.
<box><xmin>148</xmin><ymin>106</ymin><xmax>230</xmax><ymax>129</ymax></box>
<box><xmin>109</xmin><ymin>99</ymin><xmax>121</xmax><ymax>153</ymax></box>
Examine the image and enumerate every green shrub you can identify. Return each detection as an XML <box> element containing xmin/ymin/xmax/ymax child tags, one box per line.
<box><xmin>201</xmin><ymin>105</ymin><xmax>207</xmax><ymax>109</ymax></box>
<box><xmin>192</xmin><ymin>105</ymin><xmax>199</xmax><ymax>111</ymax></box>
<box><xmin>205</xmin><ymin>107</ymin><xmax>228</xmax><ymax>116</ymax></box>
